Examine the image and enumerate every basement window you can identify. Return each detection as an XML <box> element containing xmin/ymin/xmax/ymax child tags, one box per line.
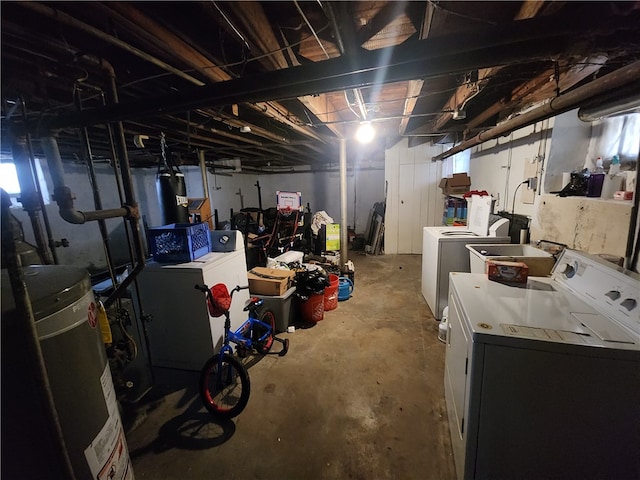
<box><xmin>0</xmin><ymin>160</ymin><xmax>50</xmax><ymax>207</ymax></box>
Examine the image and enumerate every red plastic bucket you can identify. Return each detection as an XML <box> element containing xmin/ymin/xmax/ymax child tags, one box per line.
<box><xmin>324</xmin><ymin>274</ymin><xmax>339</xmax><ymax>311</ymax></box>
<box><xmin>301</xmin><ymin>293</ymin><xmax>325</xmax><ymax>322</ymax></box>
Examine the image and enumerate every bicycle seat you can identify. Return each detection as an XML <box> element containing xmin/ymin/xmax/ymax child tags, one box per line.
<box><xmin>243</xmin><ymin>297</ymin><xmax>264</xmax><ymax>311</ymax></box>
<box><xmin>207</xmin><ymin>283</ymin><xmax>232</xmax><ymax>317</ymax></box>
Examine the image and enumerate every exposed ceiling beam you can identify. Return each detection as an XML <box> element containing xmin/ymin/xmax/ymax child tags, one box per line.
<box><xmin>399</xmin><ymin>80</ymin><xmax>425</xmax><ymax>135</ymax></box>
<box><xmin>355</xmin><ymin>1</ymin><xmax>408</xmax><ymax>46</ymax></box>
<box><xmin>431</xmin><ymin>0</ymin><xmax>548</xmax><ymax>131</ymax></box>
<box><xmin>218</xmin><ymin>1</ymin><xmax>337</xmax><ymax>141</ymax></box>
<box><xmin>434</xmin><ymin>59</ymin><xmax>640</xmax><ymax>160</ymax></box>
<box><xmin>107</xmin><ymin>2</ymin><xmax>231</xmax><ymax>83</ymax></box>
<box><xmin>464</xmin><ymin>54</ymin><xmax>608</xmax><ymax>134</ymax></box>
<box><xmin>226</xmin><ymin>1</ymin><xmax>289</xmax><ymax>71</ymax></box>
<box><xmin>298</xmin><ymin>95</ymin><xmax>345</xmax><ymax>138</ymax></box>
<box><xmin>252</xmin><ymin>101</ymin><xmax>325</xmax><ymax>142</ymax></box>
<box><xmin>279</xmin><ymin>27</ymin><xmax>302</xmax><ymax>68</ymax></box>
<box><xmin>399</xmin><ymin>1</ymin><xmax>435</xmax><ymax>136</ymax></box>
<box><xmin>18</xmin><ymin>1</ymin><xmax>207</xmax><ymax>86</ymax></box>
<box><xmin>162</xmin><ymin>113</ymin><xmax>269</xmax><ymax>148</ymax></box>
<box><xmin>512</xmin><ymin>54</ymin><xmax>609</xmax><ymax>106</ymax></box>
<box><xmin>108</xmin><ymin>2</ymin><xmax>324</xmax><ymax>144</ymax></box>
<box><xmin>216</xmin><ymin>2</ymin><xmax>333</xmax><ymax>142</ymax></box>
<box><xmin>41</xmin><ymin>11</ymin><xmax>639</xmax><ymax>131</ymax></box>
<box><xmin>19</xmin><ymin>2</ymin><xmax>299</xmax><ymax>148</ymax></box>
<box><xmin>198</xmin><ymin>109</ymin><xmax>291</xmax><ymax>145</ymax></box>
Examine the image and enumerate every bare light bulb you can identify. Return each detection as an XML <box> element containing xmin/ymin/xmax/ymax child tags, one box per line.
<box><xmin>355</xmin><ymin>122</ymin><xmax>375</xmax><ymax>144</ymax></box>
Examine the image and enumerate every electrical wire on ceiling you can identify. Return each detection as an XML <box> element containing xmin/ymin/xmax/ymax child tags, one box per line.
<box><xmin>115</xmin><ymin>23</ymin><xmax>331</xmax><ymax>90</ymax></box>
<box><xmin>427</xmin><ymin>0</ymin><xmax>497</xmax><ymax>25</ymax></box>
<box><xmin>211</xmin><ymin>1</ymin><xmax>251</xmax><ymax>52</ymax></box>
<box><xmin>294</xmin><ymin>0</ymin><xmax>330</xmax><ymax>60</ymax></box>
<box><xmin>305</xmin><ymin>111</ymin><xmax>448</xmax><ymax>127</ymax></box>
<box><xmin>344</xmin><ymin>90</ymin><xmax>363</xmax><ymax>119</ymax></box>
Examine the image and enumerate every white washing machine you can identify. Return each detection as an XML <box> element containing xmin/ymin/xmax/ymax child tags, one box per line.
<box><xmin>444</xmin><ymin>249</ymin><xmax>639</xmax><ymax>480</ymax></box>
<box><xmin>421</xmin><ymin>196</ymin><xmax>510</xmax><ymax>320</ymax></box>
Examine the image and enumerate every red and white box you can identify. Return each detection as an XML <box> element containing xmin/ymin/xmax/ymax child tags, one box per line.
<box><xmin>487</xmin><ymin>260</ymin><xmax>529</xmax><ymax>284</ymax></box>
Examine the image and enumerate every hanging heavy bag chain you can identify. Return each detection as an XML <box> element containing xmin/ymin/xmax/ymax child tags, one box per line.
<box><xmin>160</xmin><ymin>132</ymin><xmax>168</xmax><ymax>168</ymax></box>
<box><xmin>160</xmin><ymin>132</ymin><xmax>176</xmax><ymax>180</ymax></box>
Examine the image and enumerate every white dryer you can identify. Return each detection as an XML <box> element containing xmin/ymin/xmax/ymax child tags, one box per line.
<box><xmin>421</xmin><ymin>196</ymin><xmax>510</xmax><ymax>320</ymax></box>
<box><xmin>444</xmin><ymin>249</ymin><xmax>639</xmax><ymax>479</ymax></box>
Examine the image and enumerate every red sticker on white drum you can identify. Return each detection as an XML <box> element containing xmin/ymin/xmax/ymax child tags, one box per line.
<box><xmin>87</xmin><ymin>302</ymin><xmax>98</xmax><ymax>328</ymax></box>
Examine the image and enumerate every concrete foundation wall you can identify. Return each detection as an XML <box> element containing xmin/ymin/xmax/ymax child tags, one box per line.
<box><xmin>467</xmin><ymin>119</ymin><xmax>554</xmax><ymax>218</ymax></box>
<box><xmin>467</xmin><ymin>111</ymin><xmax>635</xmax><ymax>258</ymax></box>
<box><xmin>9</xmin><ymin>157</ymin><xmax>383</xmax><ymax>272</ymax></box>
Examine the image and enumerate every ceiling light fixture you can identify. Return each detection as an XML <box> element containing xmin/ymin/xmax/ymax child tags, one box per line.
<box><xmin>240</xmin><ymin>126</ymin><xmax>251</xmax><ymax>133</ymax></box>
<box><xmin>355</xmin><ymin>121</ymin><xmax>375</xmax><ymax>144</ymax></box>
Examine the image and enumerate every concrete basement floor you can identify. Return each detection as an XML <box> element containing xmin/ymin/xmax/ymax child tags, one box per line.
<box><xmin>124</xmin><ymin>253</ymin><xmax>456</xmax><ymax>479</ymax></box>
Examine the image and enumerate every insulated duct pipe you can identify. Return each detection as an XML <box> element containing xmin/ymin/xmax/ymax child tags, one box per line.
<box><xmin>9</xmin><ymin>130</ymin><xmax>55</xmax><ymax>265</ymax></box>
<box><xmin>578</xmin><ymin>88</ymin><xmax>640</xmax><ymax>122</ymax></box>
<box><xmin>340</xmin><ymin>138</ymin><xmax>348</xmax><ymax>269</ymax></box>
<box><xmin>40</xmin><ymin>58</ymin><xmax>147</xmax><ymax>309</ymax></box>
<box><xmin>40</xmin><ymin>136</ymin><xmax>131</xmax><ymax>224</ymax></box>
<box><xmin>19</xmin><ymin>98</ymin><xmax>60</xmax><ymax>264</ymax></box>
<box><xmin>433</xmin><ymin>59</ymin><xmax>640</xmax><ymax>161</ymax></box>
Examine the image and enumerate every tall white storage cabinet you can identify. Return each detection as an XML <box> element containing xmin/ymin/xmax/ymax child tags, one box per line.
<box><xmin>136</xmin><ymin>234</ymin><xmax>250</xmax><ymax>371</ymax></box>
<box><xmin>384</xmin><ymin>139</ymin><xmax>444</xmax><ymax>254</ymax></box>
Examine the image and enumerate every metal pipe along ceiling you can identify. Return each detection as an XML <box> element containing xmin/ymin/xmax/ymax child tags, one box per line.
<box><xmin>38</xmin><ymin>12</ymin><xmax>638</xmax><ymax>131</ymax></box>
<box><xmin>432</xmin><ymin>59</ymin><xmax>640</xmax><ymax>161</ymax></box>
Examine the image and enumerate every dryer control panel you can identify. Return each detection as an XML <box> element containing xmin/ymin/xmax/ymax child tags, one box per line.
<box><xmin>552</xmin><ymin>249</ymin><xmax>639</xmax><ymax>337</ymax></box>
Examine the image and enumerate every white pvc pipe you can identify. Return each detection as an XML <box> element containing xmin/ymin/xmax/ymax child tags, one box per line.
<box><xmin>198</xmin><ymin>150</ymin><xmax>210</xmax><ymax>198</ymax></box>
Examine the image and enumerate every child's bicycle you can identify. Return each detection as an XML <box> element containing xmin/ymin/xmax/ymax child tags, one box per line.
<box><xmin>194</xmin><ymin>283</ymin><xmax>289</xmax><ymax>419</ymax></box>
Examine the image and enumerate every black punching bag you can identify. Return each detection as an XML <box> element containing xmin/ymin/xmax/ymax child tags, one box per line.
<box><xmin>156</xmin><ymin>167</ymin><xmax>189</xmax><ymax>225</ymax></box>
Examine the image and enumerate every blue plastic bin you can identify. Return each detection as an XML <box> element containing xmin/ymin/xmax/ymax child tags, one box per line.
<box><xmin>148</xmin><ymin>222</ymin><xmax>210</xmax><ymax>263</ymax></box>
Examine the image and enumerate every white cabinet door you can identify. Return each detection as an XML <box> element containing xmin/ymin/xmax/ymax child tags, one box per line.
<box><xmin>397</xmin><ymin>163</ymin><xmax>416</xmax><ymax>253</ymax></box>
<box><xmin>385</xmin><ymin>140</ymin><xmax>443</xmax><ymax>254</ymax></box>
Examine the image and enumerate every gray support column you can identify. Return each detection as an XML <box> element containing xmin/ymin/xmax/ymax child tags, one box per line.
<box><xmin>198</xmin><ymin>150</ymin><xmax>210</xmax><ymax>199</ymax></box>
<box><xmin>340</xmin><ymin>138</ymin><xmax>348</xmax><ymax>269</ymax></box>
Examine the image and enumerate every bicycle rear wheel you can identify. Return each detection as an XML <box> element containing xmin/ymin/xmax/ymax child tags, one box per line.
<box><xmin>199</xmin><ymin>354</ymin><xmax>250</xmax><ymax>419</ymax></box>
<box><xmin>255</xmin><ymin>310</ymin><xmax>275</xmax><ymax>354</ymax></box>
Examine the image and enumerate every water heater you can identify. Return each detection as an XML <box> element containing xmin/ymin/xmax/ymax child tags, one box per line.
<box><xmin>1</xmin><ymin>266</ymin><xmax>134</xmax><ymax>479</ymax></box>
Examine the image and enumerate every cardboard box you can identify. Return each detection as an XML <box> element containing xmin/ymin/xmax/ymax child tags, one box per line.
<box><xmin>248</xmin><ymin>267</ymin><xmax>295</xmax><ymax>296</ymax></box>
<box><xmin>487</xmin><ymin>260</ymin><xmax>529</xmax><ymax>284</ymax></box>
<box><xmin>439</xmin><ymin>173</ymin><xmax>471</xmax><ymax>195</ymax></box>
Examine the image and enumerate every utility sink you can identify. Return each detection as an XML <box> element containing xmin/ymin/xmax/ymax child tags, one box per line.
<box><xmin>466</xmin><ymin>243</ymin><xmax>556</xmax><ymax>277</ymax></box>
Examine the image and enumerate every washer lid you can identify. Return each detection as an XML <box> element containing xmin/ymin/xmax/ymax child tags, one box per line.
<box><xmin>467</xmin><ymin>195</ymin><xmax>492</xmax><ymax>236</ymax></box>
<box><xmin>441</xmin><ymin>230</ymin><xmax>478</xmax><ymax>236</ymax></box>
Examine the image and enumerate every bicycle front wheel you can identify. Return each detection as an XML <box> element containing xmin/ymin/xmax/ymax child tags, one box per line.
<box><xmin>199</xmin><ymin>354</ymin><xmax>250</xmax><ymax>419</ymax></box>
